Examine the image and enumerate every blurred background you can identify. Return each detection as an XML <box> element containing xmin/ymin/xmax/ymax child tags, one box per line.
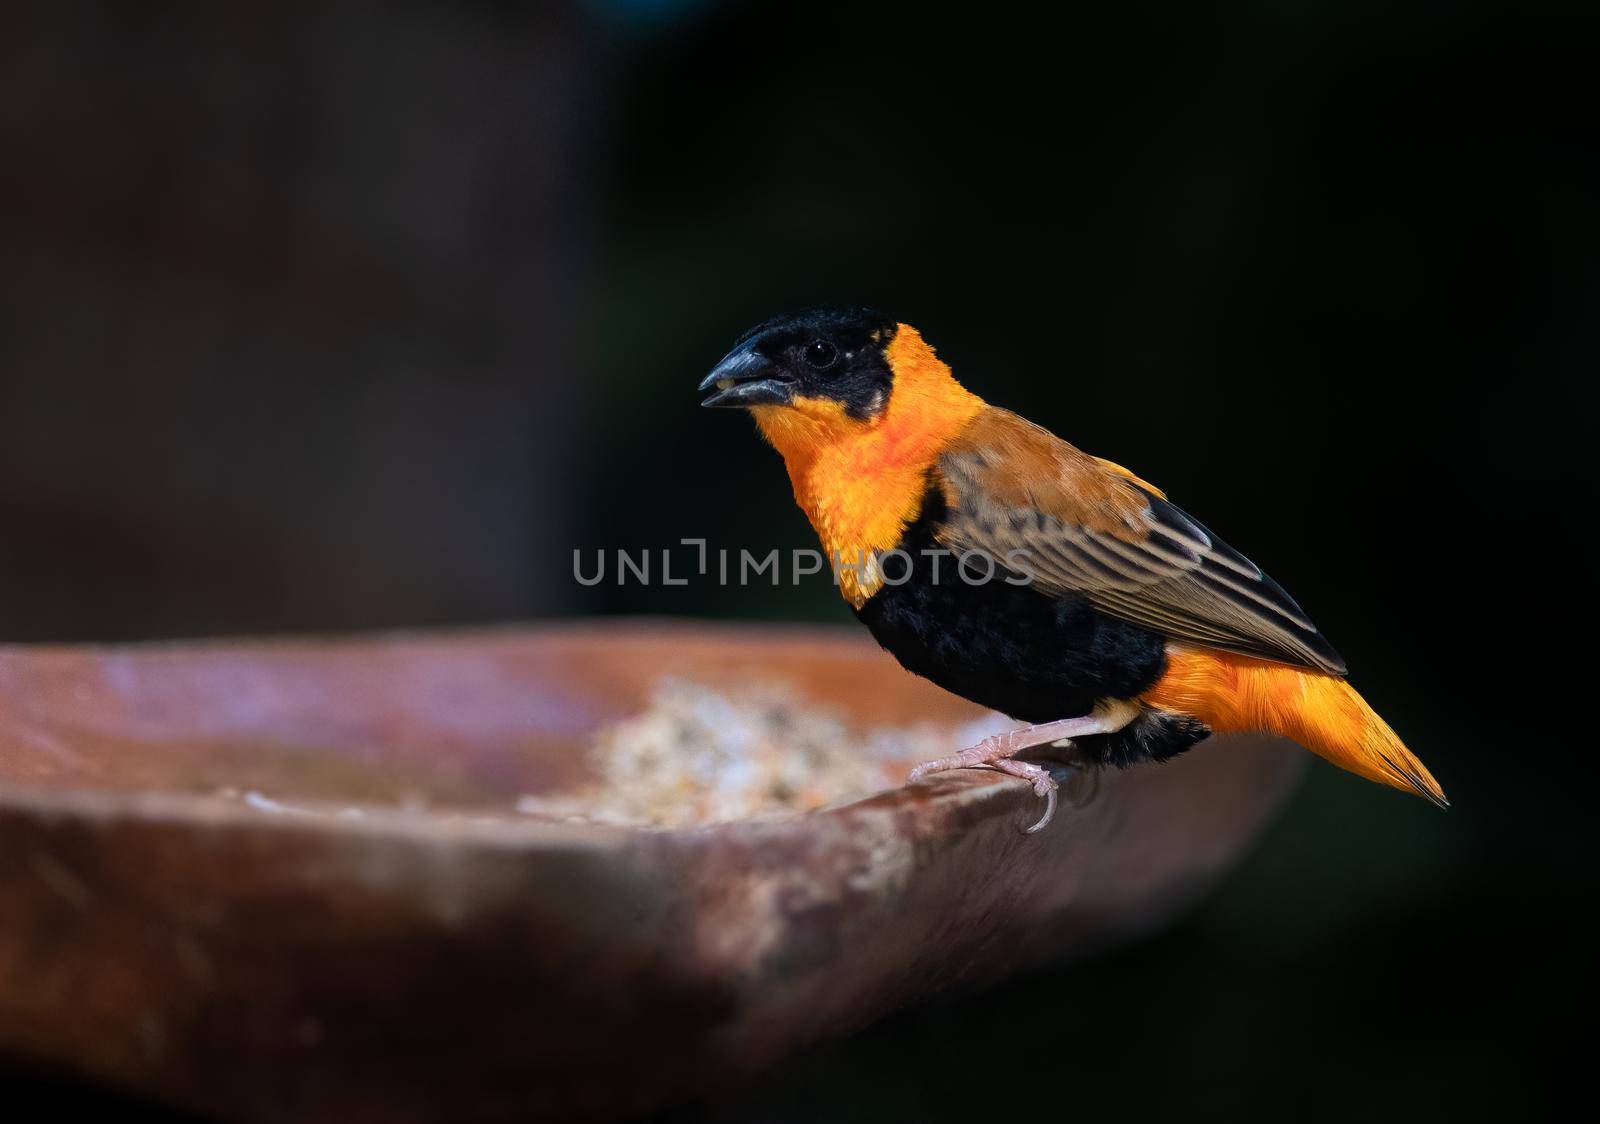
<box><xmin>1</xmin><ymin>0</ymin><xmax>1591</xmax><ymax>1119</ymax></box>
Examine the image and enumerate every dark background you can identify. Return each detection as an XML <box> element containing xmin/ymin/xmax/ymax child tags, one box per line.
<box><xmin>2</xmin><ymin>1</ymin><xmax>1591</xmax><ymax>1120</ymax></box>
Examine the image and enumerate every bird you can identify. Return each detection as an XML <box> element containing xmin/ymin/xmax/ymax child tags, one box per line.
<box><xmin>699</xmin><ymin>306</ymin><xmax>1445</xmax><ymax>831</ymax></box>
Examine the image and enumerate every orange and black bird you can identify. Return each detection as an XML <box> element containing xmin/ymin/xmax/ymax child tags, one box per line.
<box><xmin>699</xmin><ymin>307</ymin><xmax>1445</xmax><ymax>831</ymax></box>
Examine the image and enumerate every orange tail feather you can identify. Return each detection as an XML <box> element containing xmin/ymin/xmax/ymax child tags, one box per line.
<box><xmin>1142</xmin><ymin>645</ymin><xmax>1446</xmax><ymax>807</ymax></box>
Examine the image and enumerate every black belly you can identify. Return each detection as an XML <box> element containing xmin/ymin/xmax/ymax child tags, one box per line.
<box><xmin>851</xmin><ymin>490</ymin><xmax>1209</xmax><ymax>767</ymax></box>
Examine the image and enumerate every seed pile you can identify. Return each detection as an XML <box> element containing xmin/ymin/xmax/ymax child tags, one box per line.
<box><xmin>515</xmin><ymin>677</ymin><xmax>1010</xmax><ymax>829</ymax></box>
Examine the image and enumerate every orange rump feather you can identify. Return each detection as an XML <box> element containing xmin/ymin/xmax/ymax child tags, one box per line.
<box><xmin>1142</xmin><ymin>645</ymin><xmax>1446</xmax><ymax>806</ymax></box>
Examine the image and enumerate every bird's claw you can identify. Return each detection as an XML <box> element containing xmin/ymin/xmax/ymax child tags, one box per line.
<box><xmin>1027</xmin><ymin>785</ymin><xmax>1058</xmax><ymax>834</ymax></box>
<box><xmin>991</xmin><ymin>757</ymin><xmax>1060</xmax><ymax>833</ymax></box>
<box><xmin>907</xmin><ymin>747</ymin><xmax>1060</xmax><ymax>834</ymax></box>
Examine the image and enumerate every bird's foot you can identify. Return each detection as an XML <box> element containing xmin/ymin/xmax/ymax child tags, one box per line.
<box><xmin>907</xmin><ymin>713</ymin><xmax>1114</xmax><ymax>834</ymax></box>
<box><xmin>907</xmin><ymin>731</ymin><xmax>1033</xmax><ymax>785</ymax></box>
<box><xmin>989</xmin><ymin>758</ymin><xmax>1060</xmax><ymax>833</ymax></box>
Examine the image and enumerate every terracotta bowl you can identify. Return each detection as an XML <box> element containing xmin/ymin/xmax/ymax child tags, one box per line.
<box><xmin>0</xmin><ymin>621</ymin><xmax>1303</xmax><ymax>1121</ymax></box>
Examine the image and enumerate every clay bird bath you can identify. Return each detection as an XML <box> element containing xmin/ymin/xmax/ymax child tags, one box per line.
<box><xmin>0</xmin><ymin>621</ymin><xmax>1303</xmax><ymax>1121</ymax></box>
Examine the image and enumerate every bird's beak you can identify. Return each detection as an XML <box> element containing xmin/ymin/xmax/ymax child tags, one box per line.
<box><xmin>698</xmin><ymin>341</ymin><xmax>795</xmax><ymax>408</ymax></box>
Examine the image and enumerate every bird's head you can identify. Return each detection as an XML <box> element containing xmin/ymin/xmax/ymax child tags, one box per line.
<box><xmin>698</xmin><ymin>305</ymin><xmax>899</xmax><ymax>415</ymax></box>
<box><xmin>698</xmin><ymin>306</ymin><xmax>982</xmax><ymax>463</ymax></box>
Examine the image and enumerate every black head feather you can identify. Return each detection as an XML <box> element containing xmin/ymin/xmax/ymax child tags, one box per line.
<box><xmin>719</xmin><ymin>306</ymin><xmax>899</xmax><ymax>418</ymax></box>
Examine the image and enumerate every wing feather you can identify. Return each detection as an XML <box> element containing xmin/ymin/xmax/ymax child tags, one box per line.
<box><xmin>935</xmin><ymin>408</ymin><xmax>1347</xmax><ymax>675</ymax></box>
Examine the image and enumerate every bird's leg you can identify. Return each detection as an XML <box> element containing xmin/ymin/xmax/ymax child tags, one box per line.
<box><xmin>907</xmin><ymin>713</ymin><xmax>1115</xmax><ymax>782</ymax></box>
<box><xmin>908</xmin><ymin>702</ymin><xmax>1138</xmax><ymax>833</ymax></box>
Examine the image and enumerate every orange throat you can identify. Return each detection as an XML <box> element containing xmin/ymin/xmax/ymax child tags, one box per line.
<box><xmin>752</xmin><ymin>326</ymin><xmax>984</xmax><ymax>607</ymax></box>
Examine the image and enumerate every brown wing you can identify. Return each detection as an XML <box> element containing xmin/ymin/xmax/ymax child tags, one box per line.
<box><xmin>934</xmin><ymin>408</ymin><xmax>1347</xmax><ymax>675</ymax></box>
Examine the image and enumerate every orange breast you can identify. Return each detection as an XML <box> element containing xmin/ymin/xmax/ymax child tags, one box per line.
<box><xmin>752</xmin><ymin>326</ymin><xmax>984</xmax><ymax>607</ymax></box>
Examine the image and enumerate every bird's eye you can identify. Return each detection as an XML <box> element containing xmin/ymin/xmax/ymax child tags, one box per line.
<box><xmin>803</xmin><ymin>339</ymin><xmax>839</xmax><ymax>370</ymax></box>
